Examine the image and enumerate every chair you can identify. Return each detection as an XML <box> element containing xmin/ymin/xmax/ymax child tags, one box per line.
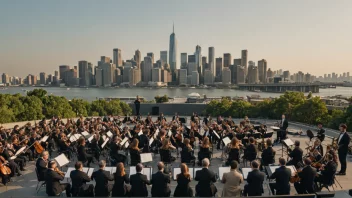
<box><xmin>321</xmin><ymin>173</ymin><xmax>336</xmax><ymax>192</ymax></box>
<box><xmin>180</xmin><ymin>149</ymin><xmax>195</xmax><ymax>167</ymax></box>
<box><xmin>35</xmin><ymin>167</ymin><xmax>46</xmax><ymax>194</ymax></box>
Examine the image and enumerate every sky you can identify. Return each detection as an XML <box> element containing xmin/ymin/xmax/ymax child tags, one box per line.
<box><xmin>0</xmin><ymin>0</ymin><xmax>352</xmax><ymax>77</ymax></box>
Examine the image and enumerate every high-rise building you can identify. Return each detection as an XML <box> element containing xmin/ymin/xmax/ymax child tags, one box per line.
<box><xmin>147</xmin><ymin>52</ymin><xmax>154</xmax><ymax>64</ymax></box>
<box><xmin>152</xmin><ymin>68</ymin><xmax>161</xmax><ymax>82</ymax></box>
<box><xmin>113</xmin><ymin>48</ymin><xmax>122</xmax><ymax>67</ymax></box>
<box><xmin>258</xmin><ymin>59</ymin><xmax>267</xmax><ymax>83</ymax></box>
<box><xmin>161</xmin><ymin>69</ymin><xmax>169</xmax><ymax>83</ymax></box>
<box><xmin>195</xmin><ymin>45</ymin><xmax>202</xmax><ymax>76</ymax></box>
<box><xmin>208</xmin><ymin>47</ymin><xmax>215</xmax><ymax>76</ymax></box>
<box><xmin>181</xmin><ymin>53</ymin><xmax>187</xmax><ymax>68</ymax></box>
<box><xmin>39</xmin><ymin>72</ymin><xmax>46</xmax><ymax>85</ymax></box>
<box><xmin>229</xmin><ymin>65</ymin><xmax>237</xmax><ymax>84</ymax></box>
<box><xmin>169</xmin><ymin>24</ymin><xmax>177</xmax><ymax>72</ymax></box>
<box><xmin>222</xmin><ymin>67</ymin><xmax>231</xmax><ymax>85</ymax></box>
<box><xmin>123</xmin><ymin>66</ymin><xmax>131</xmax><ymax>83</ymax></box>
<box><xmin>66</xmin><ymin>69</ymin><xmax>79</xmax><ymax>86</ymax></box>
<box><xmin>160</xmin><ymin>51</ymin><xmax>167</xmax><ymax>65</ymax></box>
<box><xmin>215</xmin><ymin>57</ymin><xmax>223</xmax><ymax>77</ymax></box>
<box><xmin>187</xmin><ymin>62</ymin><xmax>197</xmax><ymax>75</ymax></box>
<box><xmin>101</xmin><ymin>63</ymin><xmax>114</xmax><ymax>86</ymax></box>
<box><xmin>223</xmin><ymin>53</ymin><xmax>232</xmax><ymax>68</ymax></box>
<box><xmin>78</xmin><ymin>60</ymin><xmax>90</xmax><ymax>87</ymax></box>
<box><xmin>188</xmin><ymin>55</ymin><xmax>196</xmax><ymax>63</ymax></box>
<box><xmin>95</xmin><ymin>68</ymin><xmax>103</xmax><ymax>86</ymax></box>
<box><xmin>241</xmin><ymin>50</ymin><xmax>248</xmax><ymax>75</ymax></box>
<box><xmin>267</xmin><ymin>68</ymin><xmax>273</xmax><ymax>78</ymax></box>
<box><xmin>59</xmin><ymin>65</ymin><xmax>70</xmax><ymax>83</ymax></box>
<box><xmin>236</xmin><ymin>66</ymin><xmax>246</xmax><ymax>84</ymax></box>
<box><xmin>283</xmin><ymin>71</ymin><xmax>290</xmax><ymax>79</ymax></box>
<box><xmin>191</xmin><ymin>71</ymin><xmax>199</xmax><ymax>85</ymax></box>
<box><xmin>88</xmin><ymin>62</ymin><xmax>93</xmax><ymax>86</ymax></box>
<box><xmin>1</xmin><ymin>73</ymin><xmax>9</xmax><ymax>84</ymax></box>
<box><xmin>178</xmin><ymin>69</ymin><xmax>187</xmax><ymax>85</ymax></box>
<box><xmin>247</xmin><ymin>64</ymin><xmax>259</xmax><ymax>84</ymax></box>
<box><xmin>134</xmin><ymin>49</ymin><xmax>141</xmax><ymax>68</ymax></box>
<box><xmin>204</xmin><ymin>69</ymin><xmax>214</xmax><ymax>85</ymax></box>
<box><xmin>233</xmin><ymin>59</ymin><xmax>241</xmax><ymax>66</ymax></box>
<box><xmin>143</xmin><ymin>56</ymin><xmax>152</xmax><ymax>82</ymax></box>
<box><xmin>129</xmin><ymin>68</ymin><xmax>141</xmax><ymax>86</ymax></box>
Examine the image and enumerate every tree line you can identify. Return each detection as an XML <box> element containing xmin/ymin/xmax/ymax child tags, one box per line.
<box><xmin>205</xmin><ymin>91</ymin><xmax>352</xmax><ymax>130</ymax></box>
<box><xmin>0</xmin><ymin>89</ymin><xmax>132</xmax><ymax>123</ymax></box>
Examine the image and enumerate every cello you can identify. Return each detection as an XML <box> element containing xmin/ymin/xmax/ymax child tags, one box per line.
<box><xmin>0</xmin><ymin>152</ymin><xmax>12</xmax><ymax>176</ymax></box>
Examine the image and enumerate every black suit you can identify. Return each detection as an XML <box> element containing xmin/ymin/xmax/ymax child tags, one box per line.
<box><xmin>151</xmin><ymin>171</ymin><xmax>171</xmax><ymax>197</ymax></box>
<box><xmin>277</xmin><ymin>119</ymin><xmax>288</xmax><ymax>141</ymax></box>
<box><xmin>244</xmin><ymin>144</ymin><xmax>257</xmax><ymax>162</ymax></box>
<box><xmin>317</xmin><ymin>128</ymin><xmax>326</xmax><ymax>142</ymax></box>
<box><xmin>280</xmin><ymin>119</ymin><xmax>289</xmax><ymax>130</ymax></box>
<box><xmin>77</xmin><ymin>145</ymin><xmax>93</xmax><ymax>167</ymax></box>
<box><xmin>269</xmin><ymin>166</ymin><xmax>291</xmax><ymax>195</ymax></box>
<box><xmin>287</xmin><ymin>147</ymin><xmax>303</xmax><ymax>168</ymax></box>
<box><xmin>70</xmin><ymin>169</ymin><xmax>93</xmax><ymax>197</ymax></box>
<box><xmin>337</xmin><ymin>132</ymin><xmax>350</xmax><ymax>173</ymax></box>
<box><xmin>243</xmin><ymin>169</ymin><xmax>265</xmax><ymax>196</ymax></box>
<box><xmin>261</xmin><ymin>147</ymin><xmax>275</xmax><ymax>166</ymax></box>
<box><xmin>294</xmin><ymin>166</ymin><xmax>317</xmax><ymax>194</ymax></box>
<box><xmin>91</xmin><ymin>169</ymin><xmax>114</xmax><ymax>197</ymax></box>
<box><xmin>45</xmin><ymin>169</ymin><xmax>71</xmax><ymax>196</ymax></box>
<box><xmin>36</xmin><ymin>158</ymin><xmax>48</xmax><ymax>181</ymax></box>
<box><xmin>130</xmin><ymin>172</ymin><xmax>150</xmax><ymax>197</ymax></box>
<box><xmin>112</xmin><ymin>174</ymin><xmax>130</xmax><ymax>197</ymax></box>
<box><xmin>138</xmin><ymin>134</ymin><xmax>150</xmax><ymax>153</ymax></box>
<box><xmin>134</xmin><ymin>100</ymin><xmax>140</xmax><ymax>116</ymax></box>
<box><xmin>316</xmin><ymin>161</ymin><xmax>337</xmax><ymax>186</ymax></box>
<box><xmin>195</xmin><ymin>168</ymin><xmax>217</xmax><ymax>197</ymax></box>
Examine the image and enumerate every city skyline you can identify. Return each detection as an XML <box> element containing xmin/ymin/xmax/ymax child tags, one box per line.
<box><xmin>1</xmin><ymin>0</ymin><xmax>352</xmax><ymax>77</ymax></box>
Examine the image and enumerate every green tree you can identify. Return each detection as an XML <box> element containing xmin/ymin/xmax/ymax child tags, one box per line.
<box><xmin>90</xmin><ymin>100</ymin><xmax>108</xmax><ymax>116</ymax></box>
<box><xmin>271</xmin><ymin>92</ymin><xmax>305</xmax><ymax>119</ymax></box>
<box><xmin>328</xmin><ymin>109</ymin><xmax>345</xmax><ymax>129</ymax></box>
<box><xmin>119</xmin><ymin>101</ymin><xmax>132</xmax><ymax>115</ymax></box>
<box><xmin>105</xmin><ymin>100</ymin><xmax>123</xmax><ymax>115</ymax></box>
<box><xmin>27</xmin><ymin>89</ymin><xmax>48</xmax><ymax>100</ymax></box>
<box><xmin>229</xmin><ymin>100</ymin><xmax>251</xmax><ymax>118</ymax></box>
<box><xmin>307</xmin><ymin>91</ymin><xmax>313</xmax><ymax>99</ymax></box>
<box><xmin>69</xmin><ymin>99</ymin><xmax>90</xmax><ymax>117</ymax></box>
<box><xmin>155</xmin><ymin>95</ymin><xmax>169</xmax><ymax>103</ymax></box>
<box><xmin>0</xmin><ymin>105</ymin><xmax>15</xmax><ymax>123</ymax></box>
<box><xmin>44</xmin><ymin>96</ymin><xmax>76</xmax><ymax>118</ymax></box>
<box><xmin>19</xmin><ymin>96</ymin><xmax>44</xmax><ymax>121</ymax></box>
<box><xmin>292</xmin><ymin>97</ymin><xmax>330</xmax><ymax>125</ymax></box>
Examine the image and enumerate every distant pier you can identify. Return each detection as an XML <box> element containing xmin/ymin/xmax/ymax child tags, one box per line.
<box><xmin>238</xmin><ymin>83</ymin><xmax>320</xmax><ymax>93</ymax></box>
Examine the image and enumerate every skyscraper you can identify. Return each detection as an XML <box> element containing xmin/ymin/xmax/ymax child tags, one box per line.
<box><xmin>223</xmin><ymin>53</ymin><xmax>232</xmax><ymax>68</ymax></box>
<box><xmin>258</xmin><ymin>59</ymin><xmax>267</xmax><ymax>83</ymax></box>
<box><xmin>143</xmin><ymin>56</ymin><xmax>152</xmax><ymax>82</ymax></box>
<box><xmin>59</xmin><ymin>65</ymin><xmax>70</xmax><ymax>83</ymax></box>
<box><xmin>236</xmin><ymin>66</ymin><xmax>246</xmax><ymax>84</ymax></box>
<box><xmin>79</xmin><ymin>60</ymin><xmax>90</xmax><ymax>87</ymax></box>
<box><xmin>113</xmin><ymin>48</ymin><xmax>122</xmax><ymax>67</ymax></box>
<box><xmin>241</xmin><ymin>50</ymin><xmax>248</xmax><ymax>75</ymax></box>
<box><xmin>152</xmin><ymin>68</ymin><xmax>161</xmax><ymax>82</ymax></box>
<box><xmin>215</xmin><ymin>57</ymin><xmax>223</xmax><ymax>77</ymax></box>
<box><xmin>39</xmin><ymin>72</ymin><xmax>46</xmax><ymax>85</ymax></box>
<box><xmin>147</xmin><ymin>52</ymin><xmax>154</xmax><ymax>64</ymax></box>
<box><xmin>181</xmin><ymin>53</ymin><xmax>187</xmax><ymax>68</ymax></box>
<box><xmin>188</xmin><ymin>55</ymin><xmax>196</xmax><ymax>63</ymax></box>
<box><xmin>195</xmin><ymin>45</ymin><xmax>202</xmax><ymax>76</ymax></box>
<box><xmin>160</xmin><ymin>51</ymin><xmax>167</xmax><ymax>65</ymax></box>
<box><xmin>178</xmin><ymin>69</ymin><xmax>187</xmax><ymax>85</ymax></box>
<box><xmin>222</xmin><ymin>67</ymin><xmax>231</xmax><ymax>85</ymax></box>
<box><xmin>204</xmin><ymin>69</ymin><xmax>214</xmax><ymax>85</ymax></box>
<box><xmin>247</xmin><ymin>65</ymin><xmax>259</xmax><ymax>84</ymax></box>
<box><xmin>169</xmin><ymin>24</ymin><xmax>177</xmax><ymax>72</ymax></box>
<box><xmin>208</xmin><ymin>47</ymin><xmax>215</xmax><ymax>76</ymax></box>
<box><xmin>134</xmin><ymin>49</ymin><xmax>141</xmax><ymax>68</ymax></box>
<box><xmin>191</xmin><ymin>71</ymin><xmax>199</xmax><ymax>85</ymax></box>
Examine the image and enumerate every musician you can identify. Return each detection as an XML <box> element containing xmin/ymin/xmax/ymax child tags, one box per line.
<box><xmin>202</xmin><ymin>115</ymin><xmax>211</xmax><ymax>126</ymax></box>
<box><xmin>134</xmin><ymin>95</ymin><xmax>141</xmax><ymax>116</ymax></box>
<box><xmin>180</xmin><ymin>138</ymin><xmax>195</xmax><ymax>164</ymax></box>
<box><xmin>243</xmin><ymin>137</ymin><xmax>257</xmax><ymax>162</ymax></box>
<box><xmin>157</xmin><ymin>113</ymin><xmax>167</xmax><ymax>123</ymax></box>
<box><xmin>287</xmin><ymin>140</ymin><xmax>303</xmax><ymax>168</ymax></box>
<box><xmin>294</xmin><ymin>158</ymin><xmax>317</xmax><ymax>194</ymax></box>
<box><xmin>174</xmin><ymin>163</ymin><xmax>193</xmax><ymax>197</ymax></box>
<box><xmin>226</xmin><ymin>137</ymin><xmax>241</xmax><ymax>165</ymax></box>
<box><xmin>130</xmin><ymin>163</ymin><xmax>151</xmax><ymax>197</ymax></box>
<box><xmin>216</xmin><ymin>116</ymin><xmax>223</xmax><ymax>125</ymax></box>
<box><xmin>243</xmin><ymin>160</ymin><xmax>265</xmax><ymax>196</ymax></box>
<box><xmin>172</xmin><ymin>112</ymin><xmax>179</xmax><ymax>121</ymax></box>
<box><xmin>202</xmin><ymin>126</ymin><xmax>212</xmax><ymax>142</ymax></box>
<box><xmin>138</xmin><ymin>129</ymin><xmax>150</xmax><ymax>153</ymax></box>
<box><xmin>244</xmin><ymin>116</ymin><xmax>250</xmax><ymax>125</ymax></box>
<box><xmin>317</xmin><ymin>123</ymin><xmax>326</xmax><ymax>142</ymax></box>
<box><xmin>110</xmin><ymin>136</ymin><xmax>127</xmax><ymax>165</ymax></box>
<box><xmin>91</xmin><ymin>160</ymin><xmax>114</xmax><ymax>197</ymax></box>
<box><xmin>1</xmin><ymin>143</ymin><xmax>26</xmax><ymax>171</ymax></box>
<box><xmin>151</xmin><ymin>162</ymin><xmax>171</xmax><ymax>197</ymax></box>
<box><xmin>261</xmin><ymin>139</ymin><xmax>276</xmax><ymax>168</ymax></box>
<box><xmin>77</xmin><ymin>137</ymin><xmax>93</xmax><ymax>167</ymax></box>
<box><xmin>70</xmin><ymin>161</ymin><xmax>94</xmax><ymax>197</ymax></box>
<box><xmin>129</xmin><ymin>139</ymin><xmax>141</xmax><ymax>166</ymax></box>
<box><xmin>58</xmin><ymin>133</ymin><xmax>72</xmax><ymax>159</ymax></box>
<box><xmin>222</xmin><ymin>160</ymin><xmax>243</xmax><ymax>197</ymax></box>
<box><xmin>160</xmin><ymin>138</ymin><xmax>176</xmax><ymax>163</ymax></box>
<box><xmin>276</xmin><ymin>114</ymin><xmax>288</xmax><ymax>143</ymax></box>
<box><xmin>315</xmin><ymin>154</ymin><xmax>337</xmax><ymax>190</ymax></box>
<box><xmin>197</xmin><ymin>137</ymin><xmax>212</xmax><ymax>166</ymax></box>
<box><xmin>269</xmin><ymin>157</ymin><xmax>291</xmax><ymax>195</ymax></box>
<box><xmin>112</xmin><ymin>162</ymin><xmax>130</xmax><ymax>197</ymax></box>
<box><xmin>122</xmin><ymin>115</ymin><xmax>133</xmax><ymax>124</ymax></box>
<box><xmin>195</xmin><ymin>158</ymin><xmax>217</xmax><ymax>197</ymax></box>
<box><xmin>313</xmin><ymin>139</ymin><xmax>324</xmax><ymax>157</ymax></box>
<box><xmin>45</xmin><ymin>160</ymin><xmax>71</xmax><ymax>197</ymax></box>
<box><xmin>326</xmin><ymin>145</ymin><xmax>338</xmax><ymax>164</ymax></box>
<box><xmin>36</xmin><ymin>151</ymin><xmax>49</xmax><ymax>181</ymax></box>
<box><xmin>336</xmin><ymin>124</ymin><xmax>350</xmax><ymax>175</ymax></box>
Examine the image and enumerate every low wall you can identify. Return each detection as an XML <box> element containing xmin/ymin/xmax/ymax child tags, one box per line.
<box><xmin>129</xmin><ymin>103</ymin><xmax>207</xmax><ymax>116</ymax></box>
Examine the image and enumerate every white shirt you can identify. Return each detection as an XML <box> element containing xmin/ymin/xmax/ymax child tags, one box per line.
<box><xmin>338</xmin><ymin>132</ymin><xmax>345</xmax><ymax>144</ymax></box>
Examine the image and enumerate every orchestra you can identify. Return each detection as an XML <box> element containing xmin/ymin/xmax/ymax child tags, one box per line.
<box><xmin>0</xmin><ymin>114</ymin><xmax>350</xmax><ymax>197</ymax></box>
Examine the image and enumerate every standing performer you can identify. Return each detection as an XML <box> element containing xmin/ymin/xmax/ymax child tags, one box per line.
<box><xmin>134</xmin><ymin>95</ymin><xmax>141</xmax><ymax>116</ymax></box>
<box><xmin>276</xmin><ymin>114</ymin><xmax>288</xmax><ymax>143</ymax></box>
<box><xmin>336</xmin><ymin>124</ymin><xmax>350</xmax><ymax>175</ymax></box>
<box><xmin>317</xmin><ymin>123</ymin><xmax>326</xmax><ymax>142</ymax></box>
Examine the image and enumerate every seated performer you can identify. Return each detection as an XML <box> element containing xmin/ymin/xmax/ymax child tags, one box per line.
<box><xmin>151</xmin><ymin>162</ymin><xmax>171</xmax><ymax>197</ymax></box>
<box><xmin>174</xmin><ymin>163</ymin><xmax>193</xmax><ymax>197</ymax></box>
<box><xmin>195</xmin><ymin>158</ymin><xmax>217</xmax><ymax>197</ymax></box>
<box><xmin>294</xmin><ymin>158</ymin><xmax>317</xmax><ymax>194</ymax></box>
<box><xmin>226</xmin><ymin>137</ymin><xmax>241</xmax><ymax>165</ymax></box>
<box><xmin>221</xmin><ymin>160</ymin><xmax>243</xmax><ymax>197</ymax></box>
<box><xmin>269</xmin><ymin>157</ymin><xmax>291</xmax><ymax>195</ymax></box>
<box><xmin>261</xmin><ymin>139</ymin><xmax>275</xmax><ymax>168</ymax></box>
<box><xmin>197</xmin><ymin>137</ymin><xmax>212</xmax><ymax>166</ymax></box>
<box><xmin>70</xmin><ymin>161</ymin><xmax>94</xmax><ymax>197</ymax></box>
<box><xmin>243</xmin><ymin>160</ymin><xmax>265</xmax><ymax>196</ymax></box>
<box><xmin>180</xmin><ymin>138</ymin><xmax>195</xmax><ymax>164</ymax></box>
<box><xmin>243</xmin><ymin>137</ymin><xmax>257</xmax><ymax>162</ymax></box>
<box><xmin>91</xmin><ymin>160</ymin><xmax>114</xmax><ymax>197</ymax></box>
<box><xmin>36</xmin><ymin>151</ymin><xmax>49</xmax><ymax>181</ymax></box>
<box><xmin>129</xmin><ymin>139</ymin><xmax>141</xmax><ymax>166</ymax></box>
<box><xmin>45</xmin><ymin>160</ymin><xmax>71</xmax><ymax>197</ymax></box>
<box><xmin>112</xmin><ymin>162</ymin><xmax>130</xmax><ymax>197</ymax></box>
<box><xmin>315</xmin><ymin>154</ymin><xmax>337</xmax><ymax>190</ymax></box>
<box><xmin>77</xmin><ymin>137</ymin><xmax>93</xmax><ymax>167</ymax></box>
<box><xmin>130</xmin><ymin>163</ymin><xmax>151</xmax><ymax>197</ymax></box>
<box><xmin>287</xmin><ymin>140</ymin><xmax>303</xmax><ymax>168</ymax></box>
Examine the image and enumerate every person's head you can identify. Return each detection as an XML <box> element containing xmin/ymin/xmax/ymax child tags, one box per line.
<box><xmin>251</xmin><ymin>160</ymin><xmax>260</xmax><ymax>169</ymax></box>
<box><xmin>48</xmin><ymin>161</ymin><xmax>57</xmax><ymax>169</ymax></box>
<box><xmin>143</xmin><ymin>129</ymin><xmax>150</xmax><ymax>135</ymax></box>
<box><xmin>136</xmin><ymin>95</ymin><xmax>139</xmax><ymax>99</ymax></box>
<box><xmin>282</xmin><ymin>114</ymin><xmax>286</xmax><ymax>119</ymax></box>
<box><xmin>314</xmin><ymin>139</ymin><xmax>321</xmax><ymax>146</ymax></box>
<box><xmin>231</xmin><ymin>137</ymin><xmax>239</xmax><ymax>147</ymax></box>
<box><xmin>294</xmin><ymin>140</ymin><xmax>300</xmax><ymax>147</ymax></box>
<box><xmin>180</xmin><ymin>163</ymin><xmax>189</xmax><ymax>176</ymax></box>
<box><xmin>318</xmin><ymin>123</ymin><xmax>323</xmax><ymax>128</ymax></box>
<box><xmin>136</xmin><ymin>163</ymin><xmax>143</xmax><ymax>173</ymax></box>
<box><xmin>116</xmin><ymin>162</ymin><xmax>125</xmax><ymax>176</ymax></box>
<box><xmin>203</xmin><ymin>137</ymin><xmax>210</xmax><ymax>147</ymax></box>
<box><xmin>249</xmin><ymin>137</ymin><xmax>255</xmax><ymax>144</ymax></box>
<box><xmin>131</xmin><ymin>138</ymin><xmax>139</xmax><ymax>149</ymax></box>
<box><xmin>183</xmin><ymin>138</ymin><xmax>190</xmax><ymax>146</ymax></box>
<box><xmin>304</xmin><ymin>158</ymin><xmax>312</xmax><ymax>166</ymax></box>
<box><xmin>75</xmin><ymin>161</ymin><xmax>83</xmax><ymax>170</ymax></box>
<box><xmin>78</xmin><ymin>137</ymin><xmax>85</xmax><ymax>146</ymax></box>
<box><xmin>279</xmin><ymin>157</ymin><xmax>286</xmax><ymax>166</ymax></box>
<box><xmin>41</xmin><ymin>151</ymin><xmax>49</xmax><ymax>160</ymax></box>
<box><xmin>230</xmin><ymin>160</ymin><xmax>238</xmax><ymax>170</ymax></box>
<box><xmin>326</xmin><ymin>154</ymin><xmax>333</xmax><ymax>161</ymax></box>
<box><xmin>266</xmin><ymin>139</ymin><xmax>272</xmax><ymax>147</ymax></box>
<box><xmin>202</xmin><ymin>158</ymin><xmax>210</xmax><ymax>168</ymax></box>
<box><xmin>162</xmin><ymin>138</ymin><xmax>170</xmax><ymax>148</ymax></box>
<box><xmin>98</xmin><ymin>160</ymin><xmax>106</xmax><ymax>169</ymax></box>
<box><xmin>157</xmin><ymin>162</ymin><xmax>164</xmax><ymax>171</ymax></box>
<box><xmin>339</xmin><ymin>124</ymin><xmax>347</xmax><ymax>132</ymax></box>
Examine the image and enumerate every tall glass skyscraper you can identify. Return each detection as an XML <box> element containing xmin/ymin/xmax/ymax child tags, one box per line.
<box><xmin>169</xmin><ymin>24</ymin><xmax>177</xmax><ymax>73</ymax></box>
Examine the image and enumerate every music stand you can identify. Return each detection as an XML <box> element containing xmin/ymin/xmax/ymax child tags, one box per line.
<box><xmin>218</xmin><ymin>167</ymin><xmax>231</xmax><ymax>180</ymax></box>
<box><xmin>279</xmin><ymin>138</ymin><xmax>294</xmax><ymax>157</ymax></box>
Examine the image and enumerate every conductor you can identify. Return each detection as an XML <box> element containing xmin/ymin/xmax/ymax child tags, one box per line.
<box><xmin>134</xmin><ymin>96</ymin><xmax>141</xmax><ymax>116</ymax></box>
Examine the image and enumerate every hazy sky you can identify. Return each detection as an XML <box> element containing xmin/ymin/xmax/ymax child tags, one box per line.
<box><xmin>1</xmin><ymin>0</ymin><xmax>352</xmax><ymax>77</ymax></box>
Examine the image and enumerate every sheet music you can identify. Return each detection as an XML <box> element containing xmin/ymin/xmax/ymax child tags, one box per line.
<box><xmin>102</xmin><ymin>126</ymin><xmax>106</xmax><ymax>130</ymax></box>
<box><xmin>87</xmin><ymin>168</ymin><xmax>94</xmax><ymax>177</ymax></box>
<box><xmin>102</xmin><ymin>135</ymin><xmax>107</xmax><ymax>141</ymax></box>
<box><xmin>82</xmin><ymin>167</ymin><xmax>89</xmax><ymax>173</ymax></box>
<box><xmin>173</xmin><ymin>168</ymin><xmax>194</xmax><ymax>180</ymax></box>
<box><xmin>81</xmin><ymin>131</ymin><xmax>89</xmax><ymax>137</ymax></box>
<box><xmin>101</xmin><ymin>138</ymin><xmax>109</xmax><ymax>148</ymax></box>
<box><xmin>88</xmin><ymin>134</ymin><xmax>95</xmax><ymax>143</ymax></box>
<box><xmin>140</xmin><ymin>153</ymin><xmax>153</xmax><ymax>163</ymax></box>
<box><xmin>106</xmin><ymin>131</ymin><xmax>113</xmax><ymax>138</ymax></box>
<box><xmin>168</xmin><ymin>130</ymin><xmax>172</xmax><ymax>137</ymax></box>
<box><xmin>213</xmin><ymin>130</ymin><xmax>220</xmax><ymax>139</ymax></box>
<box><xmin>15</xmin><ymin>146</ymin><xmax>26</xmax><ymax>156</ymax></box>
<box><xmin>74</xmin><ymin>134</ymin><xmax>82</xmax><ymax>139</ymax></box>
<box><xmin>149</xmin><ymin>137</ymin><xmax>154</xmax><ymax>146</ymax></box>
<box><xmin>218</xmin><ymin>167</ymin><xmax>231</xmax><ymax>180</ymax></box>
<box><xmin>199</xmin><ymin>127</ymin><xmax>205</xmax><ymax>136</ymax></box>
<box><xmin>222</xmin><ymin>137</ymin><xmax>231</xmax><ymax>145</ymax></box>
<box><xmin>110</xmin><ymin>117</ymin><xmax>114</xmax><ymax>122</ymax></box>
<box><xmin>120</xmin><ymin>137</ymin><xmax>128</xmax><ymax>146</ymax></box>
<box><xmin>269</xmin><ymin>165</ymin><xmax>296</xmax><ymax>177</ymax></box>
<box><xmin>241</xmin><ymin>168</ymin><xmax>252</xmax><ymax>180</ymax></box>
<box><xmin>64</xmin><ymin>167</ymin><xmax>75</xmax><ymax>178</ymax></box>
<box><xmin>54</xmin><ymin>154</ymin><xmax>70</xmax><ymax>167</ymax></box>
<box><xmin>138</xmin><ymin>130</ymin><xmax>143</xmax><ymax>136</ymax></box>
<box><xmin>283</xmin><ymin>139</ymin><xmax>294</xmax><ymax>147</ymax></box>
<box><xmin>124</xmin><ymin>142</ymin><xmax>129</xmax><ymax>148</ymax></box>
<box><xmin>40</xmin><ymin>135</ymin><xmax>49</xmax><ymax>143</ymax></box>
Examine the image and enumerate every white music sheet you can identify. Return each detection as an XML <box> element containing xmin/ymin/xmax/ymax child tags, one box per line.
<box><xmin>74</xmin><ymin>134</ymin><xmax>82</xmax><ymax>139</ymax></box>
<box><xmin>15</xmin><ymin>146</ymin><xmax>26</xmax><ymax>156</ymax></box>
<box><xmin>40</xmin><ymin>135</ymin><xmax>49</xmax><ymax>143</ymax></box>
<box><xmin>241</xmin><ymin>168</ymin><xmax>252</xmax><ymax>180</ymax></box>
<box><xmin>140</xmin><ymin>153</ymin><xmax>153</xmax><ymax>163</ymax></box>
<box><xmin>102</xmin><ymin>135</ymin><xmax>107</xmax><ymax>141</ymax></box>
<box><xmin>213</xmin><ymin>130</ymin><xmax>220</xmax><ymax>139</ymax></box>
<box><xmin>88</xmin><ymin>134</ymin><xmax>95</xmax><ymax>143</ymax></box>
<box><xmin>81</xmin><ymin>131</ymin><xmax>90</xmax><ymax>137</ymax></box>
<box><xmin>168</xmin><ymin>130</ymin><xmax>172</xmax><ymax>137</ymax></box>
<box><xmin>199</xmin><ymin>127</ymin><xmax>205</xmax><ymax>136</ymax></box>
<box><xmin>283</xmin><ymin>139</ymin><xmax>294</xmax><ymax>147</ymax></box>
<box><xmin>120</xmin><ymin>137</ymin><xmax>128</xmax><ymax>146</ymax></box>
<box><xmin>64</xmin><ymin>167</ymin><xmax>75</xmax><ymax>178</ymax></box>
<box><xmin>149</xmin><ymin>137</ymin><xmax>154</xmax><ymax>146</ymax></box>
<box><xmin>222</xmin><ymin>137</ymin><xmax>231</xmax><ymax>145</ymax></box>
<box><xmin>218</xmin><ymin>167</ymin><xmax>231</xmax><ymax>180</ymax></box>
<box><xmin>138</xmin><ymin>130</ymin><xmax>143</xmax><ymax>136</ymax></box>
<box><xmin>101</xmin><ymin>138</ymin><xmax>109</xmax><ymax>148</ymax></box>
<box><xmin>270</xmin><ymin>126</ymin><xmax>280</xmax><ymax>130</ymax></box>
<box><xmin>87</xmin><ymin>168</ymin><xmax>94</xmax><ymax>177</ymax></box>
<box><xmin>269</xmin><ymin>165</ymin><xmax>296</xmax><ymax>177</ymax></box>
<box><xmin>173</xmin><ymin>168</ymin><xmax>194</xmax><ymax>180</ymax></box>
<box><xmin>106</xmin><ymin>131</ymin><xmax>113</xmax><ymax>138</ymax></box>
<box><xmin>55</xmin><ymin>154</ymin><xmax>70</xmax><ymax>167</ymax></box>
<box><xmin>129</xmin><ymin>166</ymin><xmax>153</xmax><ymax>181</ymax></box>
<box><xmin>124</xmin><ymin>142</ymin><xmax>130</xmax><ymax>148</ymax></box>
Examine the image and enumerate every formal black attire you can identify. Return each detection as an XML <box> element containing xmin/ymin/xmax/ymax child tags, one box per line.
<box><xmin>197</xmin><ymin>147</ymin><xmax>211</xmax><ymax>166</ymax></box>
<box><xmin>2</xmin><ymin>149</ymin><xmax>25</xmax><ymax>170</ymax></box>
<box><xmin>111</xmin><ymin>174</ymin><xmax>130</xmax><ymax>197</ymax></box>
<box><xmin>317</xmin><ymin>128</ymin><xmax>326</xmax><ymax>142</ymax></box>
<box><xmin>277</xmin><ymin>119</ymin><xmax>288</xmax><ymax>142</ymax></box>
<box><xmin>138</xmin><ymin>134</ymin><xmax>150</xmax><ymax>153</ymax></box>
<box><xmin>91</xmin><ymin>169</ymin><xmax>114</xmax><ymax>197</ymax></box>
<box><xmin>151</xmin><ymin>171</ymin><xmax>171</xmax><ymax>197</ymax></box>
<box><xmin>129</xmin><ymin>148</ymin><xmax>141</xmax><ymax>166</ymax></box>
<box><xmin>45</xmin><ymin>169</ymin><xmax>71</xmax><ymax>197</ymax></box>
<box><xmin>269</xmin><ymin>166</ymin><xmax>291</xmax><ymax>195</ymax></box>
<box><xmin>194</xmin><ymin>168</ymin><xmax>217</xmax><ymax>197</ymax></box>
<box><xmin>130</xmin><ymin>172</ymin><xmax>150</xmax><ymax>197</ymax></box>
<box><xmin>294</xmin><ymin>166</ymin><xmax>317</xmax><ymax>194</ymax></box>
<box><xmin>110</xmin><ymin>142</ymin><xmax>127</xmax><ymax>165</ymax></box>
<box><xmin>287</xmin><ymin>147</ymin><xmax>303</xmax><ymax>168</ymax></box>
<box><xmin>134</xmin><ymin>99</ymin><xmax>140</xmax><ymax>116</ymax></box>
<box><xmin>316</xmin><ymin>160</ymin><xmax>337</xmax><ymax>187</ymax></box>
<box><xmin>337</xmin><ymin>132</ymin><xmax>350</xmax><ymax>174</ymax></box>
<box><xmin>244</xmin><ymin>144</ymin><xmax>257</xmax><ymax>162</ymax></box>
<box><xmin>174</xmin><ymin>173</ymin><xmax>193</xmax><ymax>197</ymax></box>
<box><xmin>77</xmin><ymin>145</ymin><xmax>93</xmax><ymax>167</ymax></box>
<box><xmin>181</xmin><ymin>147</ymin><xmax>195</xmax><ymax>164</ymax></box>
<box><xmin>70</xmin><ymin>169</ymin><xmax>93</xmax><ymax>197</ymax></box>
<box><xmin>243</xmin><ymin>169</ymin><xmax>265</xmax><ymax>196</ymax></box>
<box><xmin>36</xmin><ymin>158</ymin><xmax>48</xmax><ymax>181</ymax></box>
<box><xmin>261</xmin><ymin>147</ymin><xmax>275</xmax><ymax>167</ymax></box>
<box><xmin>226</xmin><ymin>147</ymin><xmax>240</xmax><ymax>165</ymax></box>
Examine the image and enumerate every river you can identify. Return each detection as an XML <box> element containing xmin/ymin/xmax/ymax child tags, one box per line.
<box><xmin>0</xmin><ymin>86</ymin><xmax>351</xmax><ymax>101</ymax></box>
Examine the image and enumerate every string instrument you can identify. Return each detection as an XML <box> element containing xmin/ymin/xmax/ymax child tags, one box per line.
<box><xmin>33</xmin><ymin>141</ymin><xmax>44</xmax><ymax>154</ymax></box>
<box><xmin>290</xmin><ymin>168</ymin><xmax>302</xmax><ymax>183</ymax></box>
<box><xmin>0</xmin><ymin>156</ymin><xmax>11</xmax><ymax>175</ymax></box>
<box><xmin>54</xmin><ymin>167</ymin><xmax>65</xmax><ymax>177</ymax></box>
